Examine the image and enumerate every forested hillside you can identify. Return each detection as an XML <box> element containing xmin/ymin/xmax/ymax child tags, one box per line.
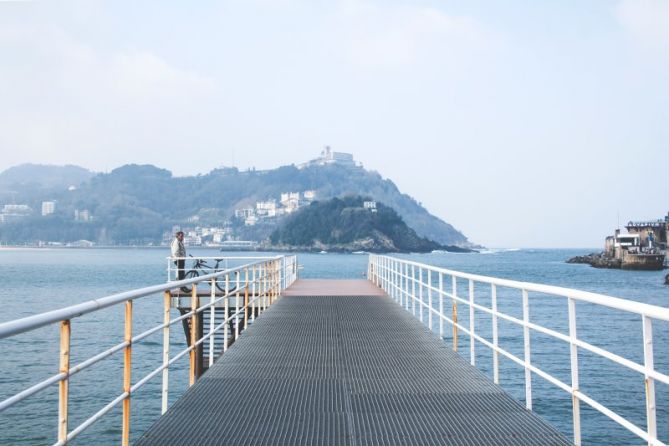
<box><xmin>270</xmin><ymin>196</ymin><xmax>470</xmax><ymax>253</ymax></box>
<box><xmin>0</xmin><ymin>163</ymin><xmax>470</xmax><ymax>246</ymax></box>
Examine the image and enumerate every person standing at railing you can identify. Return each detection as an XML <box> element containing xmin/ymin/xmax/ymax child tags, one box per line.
<box><xmin>171</xmin><ymin>231</ymin><xmax>186</xmax><ymax>282</ymax></box>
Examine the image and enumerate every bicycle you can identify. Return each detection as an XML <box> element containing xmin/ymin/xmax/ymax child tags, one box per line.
<box><xmin>178</xmin><ymin>255</ymin><xmax>239</xmax><ymax>294</ymax></box>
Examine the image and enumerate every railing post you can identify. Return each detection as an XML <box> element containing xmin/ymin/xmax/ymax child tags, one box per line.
<box><xmin>491</xmin><ymin>284</ymin><xmax>499</xmax><ymax>384</ymax></box>
<box><xmin>469</xmin><ymin>279</ymin><xmax>475</xmax><ymax>366</ymax></box>
<box><xmin>642</xmin><ymin>315</ymin><xmax>657</xmax><ymax>445</ymax></box>
<box><xmin>189</xmin><ymin>285</ymin><xmax>199</xmax><ymax>387</ymax></box>
<box><xmin>209</xmin><ymin>278</ymin><xmax>216</xmax><ymax>368</ymax></box>
<box><xmin>405</xmin><ymin>263</ymin><xmax>409</xmax><ymax>311</ymax></box>
<box><xmin>266</xmin><ymin>262</ymin><xmax>269</xmax><ymax>309</ymax></box>
<box><xmin>122</xmin><ymin>301</ymin><xmax>133</xmax><ymax>446</ymax></box>
<box><xmin>161</xmin><ymin>291</ymin><xmax>170</xmax><ymax>414</ymax></box>
<box><xmin>395</xmin><ymin>260</ymin><xmax>399</xmax><ymax>302</ymax></box>
<box><xmin>381</xmin><ymin>257</ymin><xmax>388</xmax><ymax>288</ymax></box>
<box><xmin>251</xmin><ymin>265</ymin><xmax>256</xmax><ymax>322</ymax></box>
<box><xmin>58</xmin><ymin>320</ymin><xmax>71</xmax><ymax>444</ymax></box>
<box><xmin>411</xmin><ymin>264</ymin><xmax>416</xmax><ymax>316</ymax></box>
<box><xmin>522</xmin><ymin>289</ymin><xmax>532</xmax><ymax>410</ymax></box>
<box><xmin>389</xmin><ymin>259</ymin><xmax>393</xmax><ymax>300</ymax></box>
<box><xmin>269</xmin><ymin>262</ymin><xmax>274</xmax><ymax>304</ymax></box>
<box><xmin>235</xmin><ymin>272</ymin><xmax>240</xmax><ymax>340</ymax></box>
<box><xmin>244</xmin><ymin>268</ymin><xmax>249</xmax><ymax>330</ymax></box>
<box><xmin>568</xmin><ymin>298</ymin><xmax>581</xmax><ymax>445</ymax></box>
<box><xmin>395</xmin><ymin>259</ymin><xmax>399</xmax><ymax>303</ymax></box>
<box><xmin>224</xmin><ymin>274</ymin><xmax>230</xmax><ymax>352</ymax></box>
<box><xmin>399</xmin><ymin>261</ymin><xmax>403</xmax><ymax>306</ymax></box>
<box><xmin>260</xmin><ymin>263</ymin><xmax>266</xmax><ymax>311</ymax></box>
<box><xmin>272</xmin><ymin>260</ymin><xmax>279</xmax><ymax>301</ymax></box>
<box><xmin>428</xmin><ymin>269</ymin><xmax>433</xmax><ymax>331</ymax></box>
<box><xmin>381</xmin><ymin>257</ymin><xmax>384</xmax><ymax>289</ymax></box>
<box><xmin>419</xmin><ymin>267</ymin><xmax>424</xmax><ymax>323</ymax></box>
<box><xmin>452</xmin><ymin>275</ymin><xmax>458</xmax><ymax>352</ymax></box>
<box><xmin>275</xmin><ymin>260</ymin><xmax>280</xmax><ymax>298</ymax></box>
<box><xmin>439</xmin><ymin>272</ymin><xmax>444</xmax><ymax>339</ymax></box>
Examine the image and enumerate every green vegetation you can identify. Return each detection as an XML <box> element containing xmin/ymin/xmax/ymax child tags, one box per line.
<box><xmin>270</xmin><ymin>196</ymin><xmax>470</xmax><ymax>253</ymax></box>
<box><xmin>0</xmin><ymin>163</ymin><xmax>470</xmax><ymax>246</ymax></box>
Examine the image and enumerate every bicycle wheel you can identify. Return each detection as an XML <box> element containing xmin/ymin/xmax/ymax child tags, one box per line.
<box><xmin>180</xmin><ymin>269</ymin><xmax>200</xmax><ymax>293</ymax></box>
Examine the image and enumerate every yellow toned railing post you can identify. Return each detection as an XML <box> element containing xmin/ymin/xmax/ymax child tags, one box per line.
<box><xmin>209</xmin><ymin>278</ymin><xmax>216</xmax><ymax>368</ymax></box>
<box><xmin>122</xmin><ymin>301</ymin><xmax>133</xmax><ymax>446</ymax></box>
<box><xmin>161</xmin><ymin>291</ymin><xmax>171</xmax><ymax>414</ymax></box>
<box><xmin>189</xmin><ymin>285</ymin><xmax>199</xmax><ymax>387</ymax></box>
<box><xmin>261</xmin><ymin>263</ymin><xmax>267</xmax><ymax>311</ymax></box>
<box><xmin>244</xmin><ymin>268</ymin><xmax>249</xmax><ymax>330</ymax></box>
<box><xmin>58</xmin><ymin>320</ymin><xmax>71</xmax><ymax>444</ymax></box>
<box><xmin>235</xmin><ymin>272</ymin><xmax>240</xmax><ymax>340</ymax></box>
<box><xmin>251</xmin><ymin>265</ymin><xmax>256</xmax><ymax>321</ymax></box>
<box><xmin>274</xmin><ymin>260</ymin><xmax>279</xmax><ymax>302</ymax></box>
<box><xmin>267</xmin><ymin>261</ymin><xmax>272</xmax><ymax>305</ymax></box>
<box><xmin>276</xmin><ymin>260</ymin><xmax>280</xmax><ymax>297</ymax></box>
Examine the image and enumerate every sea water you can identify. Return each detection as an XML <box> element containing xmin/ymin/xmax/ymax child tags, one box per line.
<box><xmin>0</xmin><ymin>248</ymin><xmax>667</xmax><ymax>445</ymax></box>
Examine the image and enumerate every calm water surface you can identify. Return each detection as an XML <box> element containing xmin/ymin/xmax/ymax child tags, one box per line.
<box><xmin>0</xmin><ymin>248</ymin><xmax>667</xmax><ymax>445</ymax></box>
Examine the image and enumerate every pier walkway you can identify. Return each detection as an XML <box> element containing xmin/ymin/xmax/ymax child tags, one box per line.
<box><xmin>135</xmin><ymin>279</ymin><xmax>571</xmax><ymax>445</ymax></box>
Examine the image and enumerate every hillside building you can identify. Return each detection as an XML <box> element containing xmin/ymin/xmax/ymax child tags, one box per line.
<box><xmin>41</xmin><ymin>201</ymin><xmax>56</xmax><ymax>216</ymax></box>
<box><xmin>280</xmin><ymin>192</ymin><xmax>300</xmax><ymax>213</ymax></box>
<box><xmin>74</xmin><ymin>209</ymin><xmax>91</xmax><ymax>222</ymax></box>
<box><xmin>0</xmin><ymin>204</ymin><xmax>32</xmax><ymax>223</ymax></box>
<box><xmin>234</xmin><ymin>208</ymin><xmax>254</xmax><ymax>219</ymax></box>
<box><xmin>3</xmin><ymin>204</ymin><xmax>31</xmax><ymax>214</ymax></box>
<box><xmin>184</xmin><ymin>231</ymin><xmax>202</xmax><ymax>246</ymax></box>
<box><xmin>256</xmin><ymin>200</ymin><xmax>277</xmax><ymax>217</ymax></box>
<box><xmin>245</xmin><ymin>215</ymin><xmax>258</xmax><ymax>226</ymax></box>
<box><xmin>299</xmin><ymin>146</ymin><xmax>357</xmax><ymax>169</ymax></box>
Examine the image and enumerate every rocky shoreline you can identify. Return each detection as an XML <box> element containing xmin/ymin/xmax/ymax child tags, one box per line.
<box><xmin>566</xmin><ymin>252</ymin><xmax>621</xmax><ymax>269</ymax></box>
<box><xmin>259</xmin><ymin>239</ymin><xmax>475</xmax><ymax>254</ymax></box>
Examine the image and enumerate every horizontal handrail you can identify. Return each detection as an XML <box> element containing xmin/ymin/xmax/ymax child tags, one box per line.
<box><xmin>0</xmin><ymin>258</ymin><xmax>278</xmax><ymax>339</ymax></box>
<box><xmin>385</xmin><ymin>257</ymin><xmax>669</xmax><ymax>321</ymax></box>
<box><xmin>0</xmin><ymin>254</ymin><xmax>298</xmax><ymax>446</ymax></box>
<box><xmin>168</xmin><ymin>256</ymin><xmax>280</xmax><ymax>260</ymax></box>
<box><xmin>369</xmin><ymin>254</ymin><xmax>667</xmax><ymax>446</ymax></box>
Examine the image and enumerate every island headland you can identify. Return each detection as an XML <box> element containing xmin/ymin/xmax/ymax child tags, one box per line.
<box><xmin>267</xmin><ymin>196</ymin><xmax>473</xmax><ymax>254</ymax></box>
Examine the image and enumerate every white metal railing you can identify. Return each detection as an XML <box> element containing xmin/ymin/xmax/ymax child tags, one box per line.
<box><xmin>0</xmin><ymin>255</ymin><xmax>298</xmax><ymax>446</ymax></box>
<box><xmin>368</xmin><ymin>254</ymin><xmax>669</xmax><ymax>446</ymax></box>
<box><xmin>166</xmin><ymin>256</ymin><xmax>296</xmax><ymax>282</ymax></box>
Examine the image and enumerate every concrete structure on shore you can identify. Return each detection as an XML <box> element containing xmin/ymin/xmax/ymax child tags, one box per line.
<box><xmin>624</xmin><ymin>212</ymin><xmax>669</xmax><ymax>251</ymax></box>
<box><xmin>603</xmin><ymin>211</ymin><xmax>667</xmax><ymax>270</ymax></box>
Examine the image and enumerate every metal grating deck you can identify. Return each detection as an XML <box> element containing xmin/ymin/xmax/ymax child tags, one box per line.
<box><xmin>135</xmin><ymin>283</ymin><xmax>572</xmax><ymax>446</ymax></box>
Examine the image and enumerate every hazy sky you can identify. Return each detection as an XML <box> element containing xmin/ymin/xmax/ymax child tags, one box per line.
<box><xmin>1</xmin><ymin>0</ymin><xmax>667</xmax><ymax>248</ymax></box>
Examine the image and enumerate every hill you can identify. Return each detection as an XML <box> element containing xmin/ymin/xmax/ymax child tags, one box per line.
<box><xmin>0</xmin><ymin>164</ymin><xmax>95</xmax><ymax>191</ymax></box>
<box><xmin>0</xmin><ymin>162</ymin><xmax>471</xmax><ymax>246</ymax></box>
<box><xmin>269</xmin><ymin>196</ymin><xmax>469</xmax><ymax>253</ymax></box>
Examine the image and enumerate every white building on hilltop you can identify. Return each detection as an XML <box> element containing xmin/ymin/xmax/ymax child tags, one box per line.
<box><xmin>299</xmin><ymin>146</ymin><xmax>357</xmax><ymax>169</ymax></box>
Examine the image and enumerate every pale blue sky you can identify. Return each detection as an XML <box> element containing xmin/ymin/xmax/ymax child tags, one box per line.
<box><xmin>1</xmin><ymin>0</ymin><xmax>667</xmax><ymax>248</ymax></box>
